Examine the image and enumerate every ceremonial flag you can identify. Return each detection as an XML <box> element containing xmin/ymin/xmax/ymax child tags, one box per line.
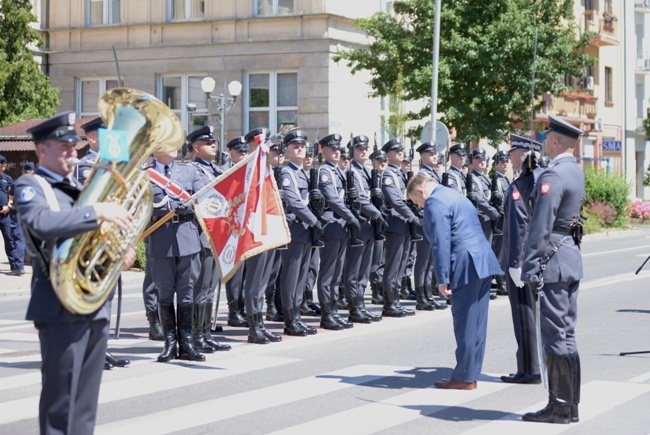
<box><xmin>193</xmin><ymin>137</ymin><xmax>290</xmax><ymax>282</ymax></box>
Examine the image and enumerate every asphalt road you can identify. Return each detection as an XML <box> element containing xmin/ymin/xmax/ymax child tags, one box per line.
<box><xmin>1</xmin><ymin>228</ymin><xmax>650</xmax><ymax>434</ymax></box>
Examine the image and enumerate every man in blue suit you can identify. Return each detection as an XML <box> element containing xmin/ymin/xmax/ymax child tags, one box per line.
<box><xmin>408</xmin><ymin>174</ymin><xmax>502</xmax><ymax>390</ymax></box>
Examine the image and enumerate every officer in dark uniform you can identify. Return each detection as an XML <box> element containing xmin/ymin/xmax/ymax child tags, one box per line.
<box><xmin>316</xmin><ymin>133</ymin><xmax>360</xmax><ymax>330</ymax></box>
<box><xmin>343</xmin><ymin>135</ymin><xmax>383</xmax><ymax>323</ymax></box>
<box><xmin>240</xmin><ymin>128</ymin><xmax>282</xmax><ymax>344</ymax></box>
<box><xmin>522</xmin><ymin>116</ymin><xmax>585</xmax><ymax>424</ymax></box>
<box><xmin>148</xmin><ymin>147</ymin><xmax>206</xmax><ymax>363</ymax></box>
<box><xmin>279</xmin><ymin>130</ymin><xmax>320</xmax><ymax>336</ymax></box>
<box><xmin>369</xmin><ymin>150</ymin><xmax>387</xmax><ymax>304</ymax></box>
<box><xmin>301</xmin><ymin>141</ymin><xmax>321</xmax><ymax>316</ymax></box>
<box><xmin>74</xmin><ymin>117</ymin><xmax>104</xmax><ymax>185</ymax></box>
<box><xmin>0</xmin><ymin>154</ymin><xmax>21</xmax><ymax>275</ymax></box>
<box><xmin>381</xmin><ymin>138</ymin><xmax>418</xmax><ymax>318</ymax></box>
<box><xmin>224</xmin><ymin>136</ymin><xmax>249</xmax><ymax>328</ymax></box>
<box><xmin>491</xmin><ymin>150</ymin><xmax>511</xmax><ymax>297</ymax></box>
<box><xmin>14</xmin><ymin>112</ymin><xmax>136</xmax><ymax>434</ymax></box>
<box><xmin>445</xmin><ymin>144</ymin><xmax>468</xmax><ymax>193</ymax></box>
<box><xmin>266</xmin><ymin>140</ymin><xmax>287</xmax><ymax>322</ymax></box>
<box><xmin>500</xmin><ymin>135</ymin><xmax>542</xmax><ymax>386</ymax></box>
<box><xmin>7</xmin><ymin>162</ymin><xmax>33</xmax><ymax>276</ymax></box>
<box><xmin>469</xmin><ymin>147</ymin><xmax>501</xmax><ymax>241</ymax></box>
<box><xmin>188</xmin><ymin>126</ymin><xmax>231</xmax><ymax>352</ymax></box>
<box><xmin>413</xmin><ymin>142</ymin><xmax>448</xmax><ymax>311</ymax></box>
<box><xmin>336</xmin><ymin>145</ymin><xmax>352</xmax><ymax>309</ymax></box>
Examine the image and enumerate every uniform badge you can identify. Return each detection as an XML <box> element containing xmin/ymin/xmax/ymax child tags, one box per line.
<box><xmin>282</xmin><ymin>178</ymin><xmax>290</xmax><ymax>187</ymax></box>
<box><xmin>20</xmin><ymin>186</ymin><xmax>36</xmax><ymax>202</ymax></box>
<box><xmin>320</xmin><ymin>175</ymin><xmax>329</xmax><ymax>183</ymax></box>
<box><xmin>512</xmin><ymin>190</ymin><xmax>521</xmax><ymax>201</ymax></box>
<box><xmin>384</xmin><ymin>177</ymin><xmax>392</xmax><ymax>186</ymax></box>
<box><xmin>540</xmin><ymin>182</ymin><xmax>551</xmax><ymax>195</ymax></box>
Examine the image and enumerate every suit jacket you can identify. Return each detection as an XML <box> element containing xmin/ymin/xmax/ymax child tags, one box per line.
<box><xmin>147</xmin><ymin>162</ymin><xmax>204</xmax><ymax>257</ymax></box>
<box><xmin>523</xmin><ymin>155</ymin><xmax>585</xmax><ymax>284</ymax></box>
<box><xmin>423</xmin><ymin>185</ymin><xmax>502</xmax><ymax>289</ymax></box>
<box><xmin>13</xmin><ymin>169</ymin><xmax>109</xmax><ymax>322</ymax></box>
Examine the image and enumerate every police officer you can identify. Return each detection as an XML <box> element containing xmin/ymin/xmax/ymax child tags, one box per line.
<box><xmin>316</xmin><ymin>133</ymin><xmax>360</xmax><ymax>330</ymax></box>
<box><xmin>445</xmin><ymin>144</ymin><xmax>468</xmax><ymax>193</ymax></box>
<box><xmin>369</xmin><ymin>150</ymin><xmax>387</xmax><ymax>304</ymax></box>
<box><xmin>343</xmin><ymin>135</ymin><xmax>383</xmax><ymax>323</ymax></box>
<box><xmin>240</xmin><ymin>128</ymin><xmax>282</xmax><ymax>344</ymax></box>
<box><xmin>522</xmin><ymin>116</ymin><xmax>585</xmax><ymax>424</ymax></box>
<box><xmin>300</xmin><ymin>141</ymin><xmax>321</xmax><ymax>317</ymax></box>
<box><xmin>400</xmin><ymin>155</ymin><xmax>417</xmax><ymax>301</ymax></box>
<box><xmin>75</xmin><ymin>117</ymin><xmax>104</xmax><ymax>185</ymax></box>
<box><xmin>413</xmin><ymin>142</ymin><xmax>448</xmax><ymax>311</ymax></box>
<box><xmin>224</xmin><ymin>136</ymin><xmax>249</xmax><ymax>328</ymax></box>
<box><xmin>0</xmin><ymin>154</ymin><xmax>21</xmax><ymax>275</ymax></box>
<box><xmin>381</xmin><ymin>138</ymin><xmax>418</xmax><ymax>318</ymax></box>
<box><xmin>279</xmin><ymin>130</ymin><xmax>320</xmax><ymax>336</ymax></box>
<box><xmin>15</xmin><ymin>112</ymin><xmax>136</xmax><ymax>434</ymax></box>
<box><xmin>500</xmin><ymin>135</ymin><xmax>542</xmax><ymax>386</ymax></box>
<box><xmin>491</xmin><ymin>150</ymin><xmax>511</xmax><ymax>297</ymax></box>
<box><xmin>187</xmin><ymin>126</ymin><xmax>232</xmax><ymax>352</ymax></box>
<box><xmin>147</xmin><ymin>147</ymin><xmax>206</xmax><ymax>362</ymax></box>
<box><xmin>7</xmin><ymin>162</ymin><xmax>34</xmax><ymax>276</ymax></box>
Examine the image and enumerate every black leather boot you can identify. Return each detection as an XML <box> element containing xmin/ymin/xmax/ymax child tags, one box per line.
<box><xmin>359</xmin><ymin>298</ymin><xmax>382</xmax><ymax>322</ymax></box>
<box><xmin>227</xmin><ymin>300</ymin><xmax>249</xmax><ymax>327</ymax></box>
<box><xmin>382</xmin><ymin>285</ymin><xmax>406</xmax><ymax>318</ymax></box>
<box><xmin>177</xmin><ymin>303</ymin><xmax>205</xmax><ymax>362</ymax></box>
<box><xmin>569</xmin><ymin>352</ymin><xmax>581</xmax><ymax>423</ymax></box>
<box><xmin>496</xmin><ymin>275</ymin><xmax>508</xmax><ymax>295</ymax></box>
<box><xmin>332</xmin><ymin>301</ymin><xmax>353</xmax><ymax>329</ymax></box>
<box><xmin>394</xmin><ymin>288</ymin><xmax>415</xmax><ymax>316</ymax></box>
<box><xmin>415</xmin><ymin>286</ymin><xmax>434</xmax><ymax>311</ymax></box>
<box><xmin>266</xmin><ymin>291</ymin><xmax>285</xmax><ymax>322</ymax></box>
<box><xmin>427</xmin><ymin>286</ymin><xmax>448</xmax><ymax>310</ymax></box>
<box><xmin>193</xmin><ymin>303</ymin><xmax>215</xmax><ymax>353</ymax></box>
<box><xmin>259</xmin><ymin>320</ymin><xmax>282</xmax><ymax>342</ymax></box>
<box><xmin>203</xmin><ymin>303</ymin><xmax>231</xmax><ymax>351</ymax></box>
<box><xmin>157</xmin><ymin>303</ymin><xmax>178</xmax><ymax>363</ymax></box>
<box><xmin>522</xmin><ymin>354</ymin><xmax>572</xmax><ymax>424</ymax></box>
<box><xmin>106</xmin><ymin>351</ymin><xmax>130</xmax><ymax>368</ymax></box>
<box><xmin>247</xmin><ymin>312</ymin><xmax>270</xmax><ymax>344</ymax></box>
<box><xmin>295</xmin><ymin>306</ymin><xmax>317</xmax><ymax>335</ymax></box>
<box><xmin>284</xmin><ymin>307</ymin><xmax>308</xmax><ymax>336</ymax></box>
<box><xmin>146</xmin><ymin>310</ymin><xmax>164</xmax><ymax>341</ymax></box>
<box><xmin>424</xmin><ymin>285</ymin><xmax>435</xmax><ymax>302</ymax></box>
<box><xmin>400</xmin><ymin>276</ymin><xmax>410</xmax><ymax>299</ymax></box>
<box><xmin>320</xmin><ymin>301</ymin><xmax>344</xmax><ymax>330</ymax></box>
<box><xmin>405</xmin><ymin>277</ymin><xmax>417</xmax><ymax>301</ymax></box>
<box><xmin>370</xmin><ymin>282</ymin><xmax>384</xmax><ymax>305</ymax></box>
<box><xmin>300</xmin><ymin>293</ymin><xmax>317</xmax><ymax>316</ymax></box>
<box><xmin>305</xmin><ymin>290</ymin><xmax>321</xmax><ymax>315</ymax></box>
<box><xmin>337</xmin><ymin>292</ymin><xmax>348</xmax><ymax>311</ymax></box>
<box><xmin>348</xmin><ymin>296</ymin><xmax>372</xmax><ymax>324</ymax></box>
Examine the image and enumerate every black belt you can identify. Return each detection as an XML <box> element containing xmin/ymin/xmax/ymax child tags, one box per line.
<box><xmin>152</xmin><ymin>214</ymin><xmax>195</xmax><ymax>223</ymax></box>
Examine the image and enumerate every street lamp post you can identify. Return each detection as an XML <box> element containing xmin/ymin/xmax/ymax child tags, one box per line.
<box><xmin>200</xmin><ymin>77</ymin><xmax>243</xmax><ymax>161</ymax></box>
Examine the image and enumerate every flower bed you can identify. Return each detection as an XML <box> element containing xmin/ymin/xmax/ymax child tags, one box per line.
<box><xmin>629</xmin><ymin>200</ymin><xmax>650</xmax><ymax>222</ymax></box>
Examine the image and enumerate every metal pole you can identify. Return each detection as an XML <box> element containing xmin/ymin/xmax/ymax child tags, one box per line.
<box><xmin>431</xmin><ymin>0</ymin><xmax>442</xmax><ymax>145</ymax></box>
<box><xmin>219</xmin><ymin>94</ymin><xmax>226</xmax><ymax>157</ymax></box>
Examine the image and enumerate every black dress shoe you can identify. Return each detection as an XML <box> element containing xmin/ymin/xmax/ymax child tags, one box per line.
<box><xmin>500</xmin><ymin>373</ymin><xmax>541</xmax><ymax>384</ymax></box>
<box><xmin>382</xmin><ymin>305</ymin><xmax>407</xmax><ymax>318</ymax></box>
<box><xmin>104</xmin><ymin>361</ymin><xmax>113</xmax><ymax>370</ymax></box>
<box><xmin>522</xmin><ymin>400</ymin><xmax>571</xmax><ymax>424</ymax></box>
<box><xmin>431</xmin><ymin>298</ymin><xmax>448</xmax><ymax>310</ymax></box>
<box><xmin>490</xmin><ymin>292</ymin><xmax>498</xmax><ymax>300</ymax></box>
<box><xmin>106</xmin><ymin>352</ymin><xmax>130</xmax><ymax>367</ymax></box>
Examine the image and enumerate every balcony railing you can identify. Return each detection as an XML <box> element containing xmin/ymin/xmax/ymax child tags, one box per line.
<box><xmin>584</xmin><ymin>11</ymin><xmax>619</xmax><ymax>45</ymax></box>
<box><xmin>549</xmin><ymin>92</ymin><xmax>598</xmax><ymax>120</ymax></box>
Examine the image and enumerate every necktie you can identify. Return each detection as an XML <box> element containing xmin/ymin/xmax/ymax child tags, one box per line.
<box><xmin>164</xmin><ymin>165</ymin><xmax>171</xmax><ymax>178</ymax></box>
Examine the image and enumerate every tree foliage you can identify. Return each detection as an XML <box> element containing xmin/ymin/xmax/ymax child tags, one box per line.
<box><xmin>335</xmin><ymin>0</ymin><xmax>594</xmax><ymax>143</ymax></box>
<box><xmin>0</xmin><ymin>0</ymin><xmax>59</xmax><ymax>127</ymax></box>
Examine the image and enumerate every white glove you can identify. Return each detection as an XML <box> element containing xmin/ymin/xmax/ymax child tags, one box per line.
<box><xmin>509</xmin><ymin>267</ymin><xmax>524</xmax><ymax>288</ymax></box>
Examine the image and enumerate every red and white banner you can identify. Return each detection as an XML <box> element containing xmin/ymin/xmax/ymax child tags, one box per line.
<box><xmin>193</xmin><ymin>135</ymin><xmax>290</xmax><ymax>282</ymax></box>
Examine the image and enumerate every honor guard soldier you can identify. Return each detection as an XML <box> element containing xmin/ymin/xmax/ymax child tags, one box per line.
<box><xmin>522</xmin><ymin>116</ymin><xmax>585</xmax><ymax>424</ymax></box>
<box><xmin>148</xmin><ymin>146</ymin><xmax>207</xmax><ymax>363</ymax></box>
<box><xmin>413</xmin><ymin>142</ymin><xmax>448</xmax><ymax>311</ymax></box>
<box><xmin>224</xmin><ymin>136</ymin><xmax>250</xmax><ymax>328</ymax></box>
<box><xmin>188</xmin><ymin>126</ymin><xmax>231</xmax><ymax>352</ymax></box>
<box><xmin>445</xmin><ymin>144</ymin><xmax>468</xmax><ymax>193</ymax></box>
<box><xmin>369</xmin><ymin>150</ymin><xmax>388</xmax><ymax>304</ymax></box>
<box><xmin>300</xmin><ymin>141</ymin><xmax>322</xmax><ymax>317</ymax></box>
<box><xmin>500</xmin><ymin>134</ymin><xmax>543</xmax><ymax>386</ymax></box>
<box><xmin>343</xmin><ymin>135</ymin><xmax>384</xmax><ymax>323</ymax></box>
<box><xmin>240</xmin><ymin>128</ymin><xmax>282</xmax><ymax>344</ymax></box>
<box><xmin>316</xmin><ymin>133</ymin><xmax>360</xmax><ymax>330</ymax></box>
<box><xmin>279</xmin><ymin>130</ymin><xmax>320</xmax><ymax>336</ymax></box>
<box><xmin>491</xmin><ymin>150</ymin><xmax>511</xmax><ymax>297</ymax></box>
<box><xmin>381</xmin><ymin>138</ymin><xmax>418</xmax><ymax>318</ymax></box>
<box><xmin>75</xmin><ymin>117</ymin><xmax>104</xmax><ymax>185</ymax></box>
<box><xmin>0</xmin><ymin>154</ymin><xmax>21</xmax><ymax>275</ymax></box>
<box><xmin>399</xmin><ymin>154</ymin><xmax>417</xmax><ymax>301</ymax></box>
<box><xmin>15</xmin><ymin>112</ymin><xmax>137</xmax><ymax>434</ymax></box>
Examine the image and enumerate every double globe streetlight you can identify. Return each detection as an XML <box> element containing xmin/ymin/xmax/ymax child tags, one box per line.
<box><xmin>200</xmin><ymin>77</ymin><xmax>243</xmax><ymax>158</ymax></box>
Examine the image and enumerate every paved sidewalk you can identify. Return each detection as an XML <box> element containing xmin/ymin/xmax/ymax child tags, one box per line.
<box><xmin>0</xmin><ymin>239</ymin><xmax>143</xmax><ymax>297</ymax></box>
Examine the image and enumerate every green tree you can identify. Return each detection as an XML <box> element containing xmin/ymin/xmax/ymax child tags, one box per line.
<box><xmin>335</xmin><ymin>0</ymin><xmax>593</xmax><ymax>143</ymax></box>
<box><xmin>0</xmin><ymin>0</ymin><xmax>59</xmax><ymax>127</ymax></box>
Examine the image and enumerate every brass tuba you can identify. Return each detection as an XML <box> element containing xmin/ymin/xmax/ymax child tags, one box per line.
<box><xmin>50</xmin><ymin>88</ymin><xmax>184</xmax><ymax>314</ymax></box>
